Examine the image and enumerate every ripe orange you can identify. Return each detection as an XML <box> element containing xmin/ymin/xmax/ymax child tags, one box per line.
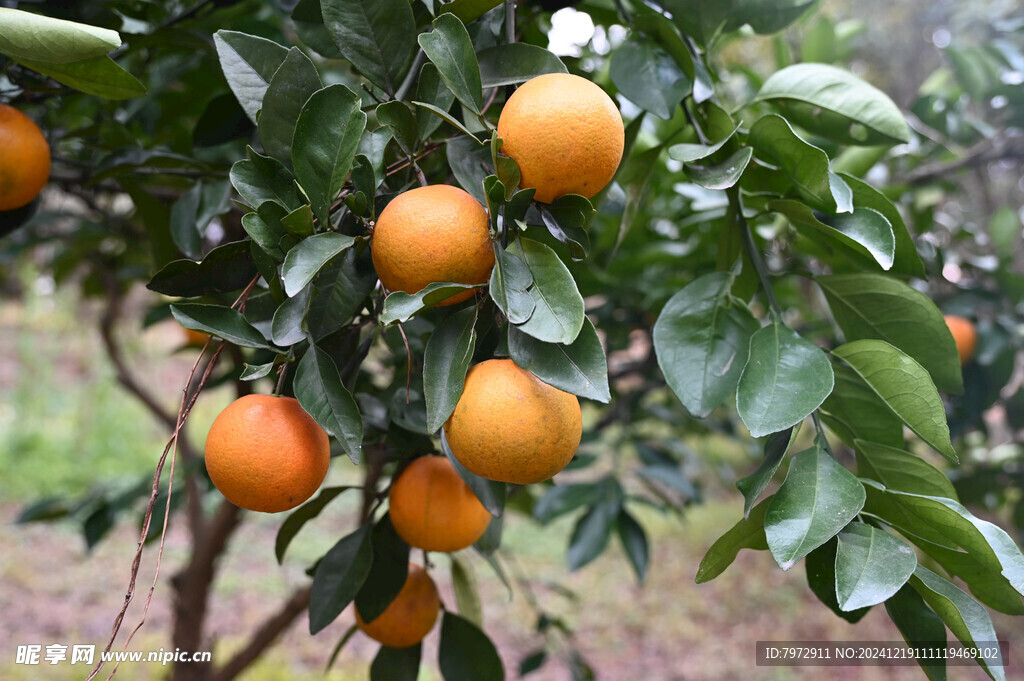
<box><xmin>371</xmin><ymin>185</ymin><xmax>494</xmax><ymax>306</ymax></box>
<box><xmin>355</xmin><ymin>563</ymin><xmax>440</xmax><ymax>648</ymax></box>
<box><xmin>182</xmin><ymin>326</ymin><xmax>211</xmax><ymax>347</ymax></box>
<box><xmin>944</xmin><ymin>314</ymin><xmax>978</xmax><ymax>365</ymax></box>
<box><xmin>204</xmin><ymin>394</ymin><xmax>330</xmax><ymax>513</ymax></box>
<box><xmin>0</xmin><ymin>104</ymin><xmax>50</xmax><ymax>211</ymax></box>
<box><xmin>444</xmin><ymin>359</ymin><xmax>582</xmax><ymax>484</ymax></box>
<box><xmin>497</xmin><ymin>73</ymin><xmax>624</xmax><ymax>204</ymax></box>
<box><xmin>389</xmin><ymin>455</ymin><xmax>491</xmax><ymax>552</ymax></box>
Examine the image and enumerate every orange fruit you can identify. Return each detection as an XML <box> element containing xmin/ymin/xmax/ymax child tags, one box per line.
<box><xmin>356</xmin><ymin>563</ymin><xmax>440</xmax><ymax>648</ymax></box>
<box><xmin>444</xmin><ymin>359</ymin><xmax>582</xmax><ymax>484</ymax></box>
<box><xmin>497</xmin><ymin>73</ymin><xmax>624</xmax><ymax>204</ymax></box>
<box><xmin>371</xmin><ymin>185</ymin><xmax>493</xmax><ymax>306</ymax></box>
<box><xmin>389</xmin><ymin>455</ymin><xmax>491</xmax><ymax>552</ymax></box>
<box><xmin>944</xmin><ymin>314</ymin><xmax>978</xmax><ymax>365</ymax></box>
<box><xmin>0</xmin><ymin>104</ymin><xmax>50</xmax><ymax>211</ymax></box>
<box><xmin>204</xmin><ymin>394</ymin><xmax>330</xmax><ymax>513</ymax></box>
<box><xmin>182</xmin><ymin>326</ymin><xmax>211</xmax><ymax>347</ymax></box>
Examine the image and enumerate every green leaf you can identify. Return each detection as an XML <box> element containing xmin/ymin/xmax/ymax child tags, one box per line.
<box><xmin>489</xmin><ymin>246</ymin><xmax>535</xmax><ymax>325</ymax></box>
<box><xmin>291</xmin><ymin>0</ymin><xmax>343</xmax><ymax>59</ymax></box>
<box><xmin>418</xmin><ymin>13</ymin><xmax>483</xmax><ymax>115</ymax></box>
<box><xmin>806</xmin><ymin>538</ymin><xmax>870</xmax><ymax>623</ymax></box>
<box><xmin>379</xmin><ymin>282</ymin><xmax>477</xmax><ymax>325</ymax></box>
<box><xmin>519</xmin><ymin>650</ymin><xmax>548</xmax><ymax>677</ymax></box>
<box><xmin>309</xmin><ymin>524</ymin><xmax>373</xmax><ymax>634</ymax></box>
<box><xmin>170</xmin><ymin>304</ymin><xmax>274</xmax><ymax>350</ymax></box>
<box><xmin>764</xmin><ymin>445</ymin><xmax>865</xmax><ymax>570</ymax></box>
<box><xmin>609</xmin><ymin>41</ymin><xmax>691</xmax><ymax>120</ymax></box>
<box><xmin>293</xmin><ymin>84</ymin><xmax>367</xmax><ymax>227</ymax></box>
<box><xmin>271</xmin><ymin>284</ymin><xmax>312</xmax><ymax>346</ymax></box>
<box><xmin>308</xmin><ymin>249</ymin><xmax>377</xmax><ymax>339</ymax></box>
<box><xmin>695</xmin><ymin>496</ymin><xmax>770</xmax><ymax>583</ymax></box>
<box><xmin>736</xmin><ymin>323</ymin><xmax>834</xmax><ymax>438</ymax></box>
<box><xmin>321</xmin><ymin>0</ymin><xmax>415</xmax><ymax>95</ymax></box>
<box><xmin>450</xmin><ymin>554</ymin><xmax>483</xmax><ymax>627</ymax></box>
<box><xmin>838</xmin><ymin>173</ymin><xmax>926</xmax><ymax>278</ymax></box>
<box><xmin>749</xmin><ymin>114</ymin><xmax>851</xmax><ymax>213</ymax></box>
<box><xmin>507</xmin><ymin>238</ymin><xmax>585</xmax><ymax>345</ymax></box>
<box><xmin>832</xmin><ymin>339</ymin><xmax>956</xmax><ymax>462</ymax></box>
<box><xmin>370</xmin><ymin>644</ymin><xmax>420</xmax><ymax>681</ymax></box>
<box><xmin>668</xmin><ymin>124</ymin><xmax>741</xmax><ymax>162</ymax></box>
<box><xmin>169</xmin><ymin>182</ymin><xmax>203</xmax><ymax>259</ymax></box>
<box><xmin>424</xmin><ymin>306</ymin><xmax>478</xmax><ymax>433</ymax></box>
<box><xmin>885</xmin><ymin>586</ymin><xmax>948</xmax><ymax>681</ymax></box>
<box><xmin>294</xmin><ymin>345</ymin><xmax>363</xmax><ymax>462</ymax></box>
<box><xmin>769</xmin><ymin>199</ymin><xmax>895</xmax><ymax>270</ymax></box>
<box><xmin>835</xmin><ymin>523</ymin><xmax>917</xmax><ymax>611</ymax></box>
<box><xmin>239</xmin><ymin>362</ymin><xmax>274</xmax><ymax>381</ymax></box>
<box><xmin>736</xmin><ymin>427</ymin><xmax>796</xmax><ymax>518</ymax></box>
<box><xmin>477</xmin><ymin>44</ymin><xmax>567</xmax><ymax>88</ymax></box>
<box><xmin>439</xmin><ymin>612</ymin><xmax>504</xmax><ymax>681</ymax></box>
<box><xmin>725</xmin><ymin>0</ymin><xmax>818</xmax><ymax>35</ymax></box>
<box><xmin>684</xmin><ymin>147</ymin><xmax>754</xmax><ymax>190</ymax></box>
<box><xmin>213</xmin><ymin>30</ymin><xmax>289</xmax><ymax>124</ymax></box>
<box><xmin>819</xmin><ymin>364</ymin><xmax>905</xmax><ymax>448</ymax></box>
<box><xmin>854</xmin><ymin>440</ymin><xmax>957</xmax><ymax>499</ymax></box>
<box><xmin>230</xmin><ymin>149</ymin><xmax>304</xmax><ymax>212</ymax></box>
<box><xmin>654</xmin><ymin>272</ymin><xmax>760</xmax><ymax>419</ymax></box>
<box><xmin>281</xmin><ymin>233</ymin><xmax>357</xmax><ymax>297</ymax></box>
<box><xmin>533</xmin><ymin>482</ymin><xmax>604</xmax><ymax>523</ymax></box>
<box><xmin>756</xmin><ymin>63</ymin><xmax>910</xmax><ymax>145</ymax></box>
<box><xmin>416</xmin><ymin>63</ymin><xmax>457</xmax><ymax>138</ymax></box>
<box><xmin>241</xmin><ymin>212</ymin><xmax>286</xmax><ymax>260</ymax></box>
<box><xmin>0</xmin><ymin>8</ymin><xmax>120</xmax><ymax>63</ymax></box>
<box><xmin>910</xmin><ymin>566</ymin><xmax>1006</xmax><ymax>681</ymax></box>
<box><xmin>258</xmin><ymin>48</ymin><xmax>322</xmax><ymax>166</ymax></box>
<box><xmin>818</xmin><ymin>274</ymin><xmax>963</xmax><ymax>394</ymax></box>
<box><xmin>616</xmin><ymin>509</ymin><xmax>650</xmax><ymax>584</ymax></box>
<box><xmin>16</xmin><ymin>55</ymin><xmax>145</xmax><ymax>100</ymax></box>
<box><xmin>376</xmin><ymin>101</ymin><xmax>419</xmax><ymax>156</ymax></box>
<box><xmin>276</xmin><ymin>486</ymin><xmax>355</xmax><ymax>563</ymax></box>
<box><xmin>568</xmin><ymin>495</ymin><xmax>622</xmax><ymax>571</ymax></box>
<box><xmin>441</xmin><ymin>429</ymin><xmax>506</xmax><ymax>517</ymax></box>
<box><xmin>438</xmin><ymin>0</ymin><xmax>504</xmax><ymax>24</ymax></box>
<box><xmin>147</xmin><ymin>241</ymin><xmax>258</xmax><ymax>297</ymax></box>
<box><xmin>508</xmin><ymin>318</ymin><xmax>609</xmax><ymax>403</ymax></box>
<box><xmin>355</xmin><ymin>514</ymin><xmax>411</xmax><ymax>623</ymax></box>
<box><xmin>539</xmin><ymin>195</ymin><xmax>594</xmax><ymax>262</ymax></box>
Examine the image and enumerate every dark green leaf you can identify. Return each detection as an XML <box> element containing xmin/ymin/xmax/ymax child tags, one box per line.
<box><xmin>819</xmin><ymin>363</ymin><xmax>905</xmax><ymax>448</ymax></box>
<box><xmin>477</xmin><ymin>43</ymin><xmax>567</xmax><ymax>88</ymax></box>
<box><xmin>282</xmin><ymin>204</ymin><xmax>315</xmax><ymax>238</ymax></box>
<box><xmin>439</xmin><ymin>612</ymin><xmax>504</xmax><ymax>681</ymax></box>
<box><xmin>258</xmin><ymin>48</ymin><xmax>322</xmax><ymax>166</ymax></box>
<box><xmin>445</xmin><ymin>135</ymin><xmax>491</xmax><ymax>204</ymax></box>
<box><xmin>170</xmin><ymin>303</ymin><xmax>274</xmax><ymax>350</ymax></box>
<box><xmin>736</xmin><ymin>427</ymin><xmax>795</xmax><ymax>518</ymax></box>
<box><xmin>281</xmin><ymin>233</ymin><xmax>357</xmax><ymax>297</ymax></box>
<box><xmin>293</xmin><ymin>84</ymin><xmax>367</xmax><ymax>226</ymax></box>
<box><xmin>806</xmin><ymin>538</ymin><xmax>870</xmax><ymax>623</ymax></box>
<box><xmin>838</xmin><ymin>173</ymin><xmax>926</xmax><ymax>278</ymax></box>
<box><xmin>684</xmin><ymin>147</ymin><xmax>753</xmax><ymax>190</ymax></box>
<box><xmin>507</xmin><ymin>238</ymin><xmax>585</xmax><ymax>344</ymax></box>
<box><xmin>308</xmin><ymin>249</ymin><xmax>377</xmax><ymax>339</ymax></box>
<box><xmin>519</xmin><ymin>649</ymin><xmax>547</xmax><ymax>676</ymax></box>
<box><xmin>148</xmin><ymin>241</ymin><xmax>259</xmax><ymax>297</ymax></box>
<box><xmin>450</xmin><ymin>553</ymin><xmax>483</xmax><ymax>627</ymax></box>
<box><xmin>424</xmin><ymin>306</ymin><xmax>478</xmax><ymax>433</ymax></box>
<box><xmin>379</xmin><ymin>282</ymin><xmax>477</xmax><ymax>325</ymax></box>
<box><xmin>533</xmin><ymin>482</ymin><xmax>603</xmax><ymax>524</ymax></box>
<box><xmin>418</xmin><ymin>13</ymin><xmax>483</xmax><ymax>114</ymax></box>
<box><xmin>291</xmin><ymin>0</ymin><xmax>343</xmax><ymax>59</ymax></box>
<box><xmin>213</xmin><ymin>30</ymin><xmax>289</xmax><ymax>124</ymax></box>
<box><xmin>438</xmin><ymin>0</ymin><xmax>504</xmax><ymax>24</ymax></box>
<box><xmin>241</xmin><ymin>212</ymin><xmax>286</xmax><ymax>260</ymax></box>
<box><xmin>737</xmin><ymin>323</ymin><xmax>834</xmax><ymax>438</ymax></box>
<box><xmin>276</xmin><ymin>486</ymin><xmax>355</xmax><ymax>563</ymax></box>
<box><xmin>271</xmin><ymin>284</ymin><xmax>312</xmax><ymax>346</ymax></box>
<box><xmin>609</xmin><ymin>41</ymin><xmax>690</xmax><ymax>119</ymax></box>
<box><xmin>654</xmin><ymin>272</ymin><xmax>759</xmax><ymax>418</ymax></box>
<box><xmin>321</xmin><ymin>0</ymin><xmax>415</xmax><ymax>94</ymax></box>
<box><xmin>695</xmin><ymin>496</ymin><xmax>770</xmax><ymax>583</ymax></box>
<box><xmin>230</xmin><ymin>149</ymin><xmax>304</xmax><ymax>212</ymax></box>
<box><xmin>370</xmin><ymin>644</ymin><xmax>421</xmax><ymax>681</ymax></box>
<box><xmin>832</xmin><ymin>339</ymin><xmax>956</xmax><ymax>462</ymax></box>
<box><xmin>835</xmin><ymin>523</ymin><xmax>917</xmax><ymax>611</ymax></box>
<box><xmin>17</xmin><ymin>55</ymin><xmax>145</xmax><ymax>100</ymax></box>
<box><xmin>416</xmin><ymin>63</ymin><xmax>456</xmax><ymax>138</ymax></box>
<box><xmin>441</xmin><ymin>429</ymin><xmax>505</xmax><ymax>517</ymax></box>
<box><xmin>616</xmin><ymin>509</ymin><xmax>649</xmax><ymax>584</ymax></box>
<box><xmin>295</xmin><ymin>345</ymin><xmax>363</xmax><ymax>462</ymax></box>
<box><xmin>169</xmin><ymin>182</ymin><xmax>203</xmax><ymax>259</ymax></box>
<box><xmin>765</xmin><ymin>445</ymin><xmax>865</xmax><ymax>570</ymax></box>
<box><xmin>854</xmin><ymin>439</ymin><xmax>957</xmax><ymax>499</ymax></box>
<box><xmin>770</xmin><ymin>199</ymin><xmax>895</xmax><ymax>270</ymax></box>
<box><xmin>489</xmin><ymin>246</ymin><xmax>535</xmax><ymax>324</ymax></box>
<box><xmin>885</xmin><ymin>586</ymin><xmax>948</xmax><ymax>681</ymax></box>
<box><xmin>568</xmin><ymin>495</ymin><xmax>622</xmax><ymax>571</ymax></box>
<box><xmin>376</xmin><ymin>101</ymin><xmax>419</xmax><ymax>156</ymax></box>
<box><xmin>309</xmin><ymin>524</ymin><xmax>373</xmax><ymax>634</ymax></box>
<box><xmin>539</xmin><ymin>195</ymin><xmax>594</xmax><ymax>261</ymax></box>
<box><xmin>508</xmin><ymin>318</ymin><xmax>609</xmax><ymax>403</ymax></box>
<box><xmin>355</xmin><ymin>514</ymin><xmax>411</xmax><ymax>623</ymax></box>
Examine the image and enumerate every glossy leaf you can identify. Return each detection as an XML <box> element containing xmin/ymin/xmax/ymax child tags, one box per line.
<box><xmin>668</xmin><ymin>124</ymin><xmax>741</xmax><ymax>162</ymax></box>
<box><xmin>370</xmin><ymin>644</ymin><xmax>420</xmax><ymax>681</ymax></box>
<box><xmin>293</xmin><ymin>84</ymin><xmax>367</xmax><ymax>226</ymax></box>
<box><xmin>0</xmin><ymin>8</ymin><xmax>120</xmax><ymax>63</ymax></box>
<box><xmin>416</xmin><ymin>63</ymin><xmax>457</xmax><ymax>138</ymax></box>
<box><xmin>737</xmin><ymin>323</ymin><xmax>834</xmax><ymax>438</ymax></box>
<box><xmin>477</xmin><ymin>43</ymin><xmax>567</xmax><ymax>88</ymax></box>
<box><xmin>490</xmin><ymin>245</ymin><xmax>536</xmax><ymax>325</ymax></box>
<box><xmin>818</xmin><ymin>273</ymin><xmax>963</xmax><ymax>394</ymax></box>
<box><xmin>308</xmin><ymin>249</ymin><xmax>376</xmax><ymax>339</ymax></box>
<box><xmin>147</xmin><ymin>241</ymin><xmax>258</xmax><ymax>297</ymax></box>
<box><xmin>508</xmin><ymin>318</ymin><xmax>610</xmax><ymax>403</ymax></box>
<box><xmin>839</xmin><ymin>173</ymin><xmax>926</xmax><ymax>278</ymax></box>
<box><xmin>885</xmin><ymin>586</ymin><xmax>948</xmax><ymax>681</ymax></box>
<box><xmin>258</xmin><ymin>48</ymin><xmax>322</xmax><ymax>166</ymax></box>
<box><xmin>213</xmin><ymin>30</ymin><xmax>288</xmax><ymax>124</ymax></box>
<box><xmin>355</xmin><ymin>515</ymin><xmax>411</xmax><ymax>623</ymax></box>
<box><xmin>281</xmin><ymin>233</ymin><xmax>357</xmax><ymax>297</ymax></box>
<box><xmin>439</xmin><ymin>612</ymin><xmax>504</xmax><ymax>681</ymax></box>
<box><xmin>276</xmin><ymin>486</ymin><xmax>356</xmax><ymax>563</ymax></box>
<box><xmin>230</xmin><ymin>149</ymin><xmax>304</xmax><ymax>212</ymax></box>
<box><xmin>169</xmin><ymin>182</ymin><xmax>203</xmax><ymax>259</ymax></box>
<box><xmin>418</xmin><ymin>13</ymin><xmax>483</xmax><ymax>114</ymax></box>
<box><xmin>832</xmin><ymin>339</ymin><xmax>956</xmax><ymax>462</ymax></box>
<box><xmin>764</xmin><ymin>445</ymin><xmax>866</xmax><ymax>570</ymax></box>
<box><xmin>424</xmin><ymin>306</ymin><xmax>478</xmax><ymax>433</ymax></box>
<box><xmin>321</xmin><ymin>0</ymin><xmax>415</xmax><ymax>95</ymax></box>
<box><xmin>170</xmin><ymin>304</ymin><xmax>274</xmax><ymax>350</ymax></box>
<box><xmin>609</xmin><ymin>41</ymin><xmax>690</xmax><ymax>119</ymax></box>
<box><xmin>736</xmin><ymin>427</ymin><xmax>795</xmax><ymax>518</ymax></box>
<box><xmin>376</xmin><ymin>101</ymin><xmax>418</xmax><ymax>156</ymax></box>
<box><xmin>539</xmin><ymin>195</ymin><xmax>595</xmax><ymax>262</ymax></box>
<box><xmin>294</xmin><ymin>345</ymin><xmax>363</xmax><ymax>462</ymax></box>
<box><xmin>507</xmin><ymin>238</ymin><xmax>585</xmax><ymax>344</ymax></box>
<box><xmin>684</xmin><ymin>147</ymin><xmax>753</xmax><ymax>190</ymax></box>
<box><xmin>270</xmin><ymin>284</ymin><xmax>312</xmax><ymax>346</ymax></box>
<box><xmin>16</xmin><ymin>55</ymin><xmax>145</xmax><ymax>100</ymax></box>
<box><xmin>819</xmin><ymin>363</ymin><xmax>905</xmax><ymax>448</ymax></box>
<box><xmin>770</xmin><ymin>199</ymin><xmax>895</xmax><ymax>271</ymax></box>
<box><xmin>441</xmin><ymin>429</ymin><xmax>505</xmax><ymax>517</ymax></box>
<box><xmin>854</xmin><ymin>439</ymin><xmax>957</xmax><ymax>499</ymax></box>
<box><xmin>379</xmin><ymin>282</ymin><xmax>477</xmax><ymax>325</ymax></box>
<box><xmin>309</xmin><ymin>524</ymin><xmax>373</xmax><ymax>634</ymax></box>
<box><xmin>835</xmin><ymin>523</ymin><xmax>917</xmax><ymax>611</ymax></box>
<box><xmin>438</xmin><ymin>0</ymin><xmax>504</xmax><ymax>24</ymax></box>
<box><xmin>695</xmin><ymin>496</ymin><xmax>770</xmax><ymax>584</ymax></box>
<box><xmin>756</xmin><ymin>63</ymin><xmax>910</xmax><ymax>145</ymax></box>
<box><xmin>805</xmin><ymin>538</ymin><xmax>870</xmax><ymax>623</ymax></box>
<box><xmin>654</xmin><ymin>272</ymin><xmax>759</xmax><ymax>419</ymax></box>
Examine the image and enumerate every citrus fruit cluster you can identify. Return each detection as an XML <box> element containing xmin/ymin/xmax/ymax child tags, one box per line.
<box><xmin>0</xmin><ymin>104</ymin><xmax>50</xmax><ymax>212</ymax></box>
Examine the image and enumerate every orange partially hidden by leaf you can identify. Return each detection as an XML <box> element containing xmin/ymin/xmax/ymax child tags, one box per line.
<box><xmin>355</xmin><ymin>563</ymin><xmax>440</xmax><ymax>648</ymax></box>
<box><xmin>944</xmin><ymin>314</ymin><xmax>978</xmax><ymax>365</ymax></box>
<box><xmin>371</xmin><ymin>184</ymin><xmax>493</xmax><ymax>306</ymax></box>
<box><xmin>0</xmin><ymin>104</ymin><xmax>51</xmax><ymax>212</ymax></box>
<box><xmin>204</xmin><ymin>394</ymin><xmax>330</xmax><ymax>513</ymax></box>
<box><xmin>497</xmin><ymin>73</ymin><xmax>624</xmax><ymax>204</ymax></box>
<box><xmin>182</xmin><ymin>326</ymin><xmax>211</xmax><ymax>347</ymax></box>
<box><xmin>389</xmin><ymin>455</ymin><xmax>491</xmax><ymax>552</ymax></box>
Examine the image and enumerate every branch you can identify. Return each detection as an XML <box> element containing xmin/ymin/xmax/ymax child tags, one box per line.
<box><xmin>904</xmin><ymin>138</ymin><xmax>1024</xmax><ymax>185</ymax></box>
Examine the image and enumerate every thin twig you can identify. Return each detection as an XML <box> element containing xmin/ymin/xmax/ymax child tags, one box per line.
<box><xmin>397</xmin><ymin>322</ymin><xmax>412</xmax><ymax>403</ymax></box>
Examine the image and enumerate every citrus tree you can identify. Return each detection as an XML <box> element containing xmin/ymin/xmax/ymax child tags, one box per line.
<box><xmin>3</xmin><ymin>1</ymin><xmax>1024</xmax><ymax>680</ymax></box>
